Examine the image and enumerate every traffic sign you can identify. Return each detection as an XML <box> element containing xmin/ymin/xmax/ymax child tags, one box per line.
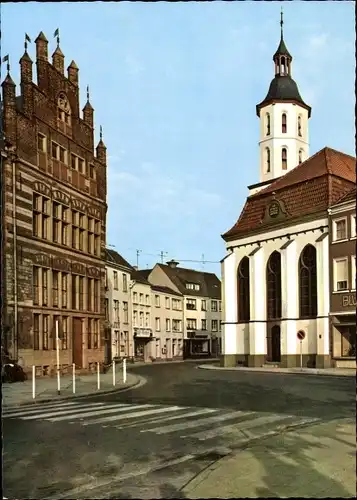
<box><xmin>297</xmin><ymin>330</ymin><xmax>306</xmax><ymax>341</ymax></box>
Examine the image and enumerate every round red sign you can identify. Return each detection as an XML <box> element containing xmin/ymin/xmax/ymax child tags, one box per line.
<box><xmin>297</xmin><ymin>330</ymin><xmax>306</xmax><ymax>341</ymax></box>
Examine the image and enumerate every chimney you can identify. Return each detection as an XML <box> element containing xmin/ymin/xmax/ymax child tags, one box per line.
<box><xmin>167</xmin><ymin>259</ymin><xmax>179</xmax><ymax>269</ymax></box>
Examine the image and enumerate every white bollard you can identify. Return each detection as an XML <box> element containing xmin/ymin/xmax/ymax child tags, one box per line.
<box><xmin>123</xmin><ymin>358</ymin><xmax>127</xmax><ymax>384</ymax></box>
<box><xmin>112</xmin><ymin>360</ymin><xmax>116</xmax><ymax>386</ymax></box>
<box><xmin>32</xmin><ymin>365</ymin><xmax>36</xmax><ymax>399</ymax></box>
<box><xmin>97</xmin><ymin>362</ymin><xmax>100</xmax><ymax>390</ymax></box>
<box><xmin>72</xmin><ymin>363</ymin><xmax>76</xmax><ymax>394</ymax></box>
<box><xmin>56</xmin><ymin>320</ymin><xmax>61</xmax><ymax>395</ymax></box>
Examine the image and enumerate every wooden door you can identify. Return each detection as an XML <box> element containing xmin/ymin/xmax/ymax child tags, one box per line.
<box><xmin>271</xmin><ymin>325</ymin><xmax>281</xmax><ymax>362</ymax></box>
<box><xmin>73</xmin><ymin>318</ymin><xmax>83</xmax><ymax>368</ymax></box>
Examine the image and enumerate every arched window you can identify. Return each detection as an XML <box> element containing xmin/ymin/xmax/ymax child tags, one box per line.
<box><xmin>282</xmin><ymin>148</ymin><xmax>287</xmax><ymax>170</ymax></box>
<box><xmin>299</xmin><ymin>245</ymin><xmax>317</xmax><ymax>318</ymax></box>
<box><xmin>237</xmin><ymin>257</ymin><xmax>250</xmax><ymax>322</ymax></box>
<box><xmin>298</xmin><ymin>116</ymin><xmax>302</xmax><ymax>137</ymax></box>
<box><xmin>57</xmin><ymin>93</ymin><xmax>71</xmax><ymax>125</ymax></box>
<box><xmin>280</xmin><ymin>56</ymin><xmax>286</xmax><ymax>75</ymax></box>
<box><xmin>282</xmin><ymin>113</ymin><xmax>287</xmax><ymax>133</ymax></box>
<box><xmin>266</xmin><ymin>113</ymin><xmax>271</xmax><ymax>136</ymax></box>
<box><xmin>266</xmin><ymin>147</ymin><xmax>271</xmax><ymax>172</ymax></box>
<box><xmin>298</xmin><ymin>149</ymin><xmax>303</xmax><ymax>164</ymax></box>
<box><xmin>266</xmin><ymin>251</ymin><xmax>282</xmax><ymax>320</ymax></box>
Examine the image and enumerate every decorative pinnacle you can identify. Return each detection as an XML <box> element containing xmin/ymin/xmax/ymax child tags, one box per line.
<box><xmin>100</xmin><ymin>125</ymin><xmax>103</xmax><ymax>141</ymax></box>
<box><xmin>86</xmin><ymin>85</ymin><xmax>90</xmax><ymax>101</ymax></box>
<box><xmin>280</xmin><ymin>7</ymin><xmax>284</xmax><ymax>38</ymax></box>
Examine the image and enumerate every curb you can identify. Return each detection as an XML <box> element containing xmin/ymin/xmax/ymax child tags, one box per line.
<box><xmin>197</xmin><ymin>365</ymin><xmax>356</xmax><ymax>378</ymax></box>
<box><xmin>3</xmin><ymin>374</ymin><xmax>145</xmax><ymax>409</ymax></box>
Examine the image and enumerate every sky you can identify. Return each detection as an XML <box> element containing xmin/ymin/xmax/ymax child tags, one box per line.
<box><xmin>2</xmin><ymin>1</ymin><xmax>355</xmax><ymax>277</ymax></box>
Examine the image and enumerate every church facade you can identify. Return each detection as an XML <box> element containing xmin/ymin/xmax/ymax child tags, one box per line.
<box><xmin>220</xmin><ymin>17</ymin><xmax>356</xmax><ymax>369</ymax></box>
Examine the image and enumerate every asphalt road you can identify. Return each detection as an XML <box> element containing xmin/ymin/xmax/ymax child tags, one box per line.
<box><xmin>3</xmin><ymin>362</ymin><xmax>355</xmax><ymax>499</ymax></box>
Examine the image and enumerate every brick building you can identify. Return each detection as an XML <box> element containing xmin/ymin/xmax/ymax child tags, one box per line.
<box><xmin>1</xmin><ymin>32</ymin><xmax>108</xmax><ymax>374</ymax></box>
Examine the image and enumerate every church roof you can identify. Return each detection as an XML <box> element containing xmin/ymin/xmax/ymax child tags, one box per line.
<box><xmin>331</xmin><ymin>185</ymin><xmax>356</xmax><ymax>207</ymax></box>
<box><xmin>222</xmin><ymin>147</ymin><xmax>356</xmax><ymax>241</ymax></box>
<box><xmin>256</xmin><ymin>75</ymin><xmax>311</xmax><ymax>117</ymax></box>
<box><xmin>273</xmin><ymin>38</ymin><xmax>292</xmax><ymax>58</ymax></box>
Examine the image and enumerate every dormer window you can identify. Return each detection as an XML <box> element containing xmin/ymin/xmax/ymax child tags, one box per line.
<box><xmin>266</xmin><ymin>113</ymin><xmax>271</xmax><ymax>136</ymax></box>
<box><xmin>282</xmin><ymin>148</ymin><xmax>287</xmax><ymax>170</ymax></box>
<box><xmin>298</xmin><ymin>116</ymin><xmax>302</xmax><ymax>137</ymax></box>
<box><xmin>57</xmin><ymin>93</ymin><xmax>71</xmax><ymax>126</ymax></box>
<box><xmin>186</xmin><ymin>283</ymin><xmax>200</xmax><ymax>291</ymax></box>
<box><xmin>282</xmin><ymin>113</ymin><xmax>287</xmax><ymax>133</ymax></box>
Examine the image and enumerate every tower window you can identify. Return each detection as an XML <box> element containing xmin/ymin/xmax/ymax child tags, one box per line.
<box><xmin>266</xmin><ymin>113</ymin><xmax>271</xmax><ymax>136</ymax></box>
<box><xmin>298</xmin><ymin>116</ymin><xmax>302</xmax><ymax>137</ymax></box>
<box><xmin>280</xmin><ymin>56</ymin><xmax>286</xmax><ymax>76</ymax></box>
<box><xmin>282</xmin><ymin>113</ymin><xmax>287</xmax><ymax>133</ymax></box>
<box><xmin>266</xmin><ymin>148</ymin><xmax>271</xmax><ymax>172</ymax></box>
<box><xmin>282</xmin><ymin>148</ymin><xmax>287</xmax><ymax>170</ymax></box>
<box><xmin>58</xmin><ymin>93</ymin><xmax>71</xmax><ymax>126</ymax></box>
<box><xmin>299</xmin><ymin>149</ymin><xmax>303</xmax><ymax>164</ymax></box>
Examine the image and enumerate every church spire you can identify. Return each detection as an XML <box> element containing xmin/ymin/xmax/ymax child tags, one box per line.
<box><xmin>273</xmin><ymin>8</ymin><xmax>292</xmax><ymax>76</ymax></box>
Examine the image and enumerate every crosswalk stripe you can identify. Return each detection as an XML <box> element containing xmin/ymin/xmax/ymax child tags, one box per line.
<box><xmin>21</xmin><ymin>403</ymin><xmax>133</xmax><ymax>421</ymax></box>
<box><xmin>47</xmin><ymin>404</ymin><xmax>156</xmax><ymax>422</ymax></box>
<box><xmin>142</xmin><ymin>410</ymin><xmax>248</xmax><ymax>435</ymax></box>
<box><xmin>187</xmin><ymin>413</ymin><xmax>283</xmax><ymax>440</ymax></box>
<box><xmin>3</xmin><ymin>401</ymin><xmax>79</xmax><ymax>414</ymax></box>
<box><xmin>118</xmin><ymin>407</ymin><xmax>219</xmax><ymax>430</ymax></box>
<box><xmin>3</xmin><ymin>402</ymin><xmax>95</xmax><ymax>418</ymax></box>
<box><xmin>88</xmin><ymin>405</ymin><xmax>186</xmax><ymax>426</ymax></box>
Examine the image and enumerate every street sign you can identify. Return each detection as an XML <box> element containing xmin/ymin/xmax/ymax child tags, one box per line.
<box><xmin>297</xmin><ymin>330</ymin><xmax>306</xmax><ymax>341</ymax></box>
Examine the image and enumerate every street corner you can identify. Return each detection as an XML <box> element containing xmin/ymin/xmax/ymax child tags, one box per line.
<box><xmin>196</xmin><ymin>364</ymin><xmax>221</xmax><ymax>370</ymax></box>
<box><xmin>181</xmin><ymin>451</ymin><xmax>234</xmax><ymax>498</ymax></box>
<box><xmin>2</xmin><ymin>372</ymin><xmax>147</xmax><ymax>409</ymax></box>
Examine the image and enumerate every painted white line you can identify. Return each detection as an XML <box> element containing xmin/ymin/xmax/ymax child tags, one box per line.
<box><xmin>121</xmin><ymin>408</ymin><xmax>218</xmax><ymax>431</ymax></box>
<box><xmin>47</xmin><ymin>453</ymin><xmax>198</xmax><ymax>500</ymax></box>
<box><xmin>3</xmin><ymin>402</ymin><xmax>94</xmax><ymax>418</ymax></box>
<box><xmin>187</xmin><ymin>413</ymin><xmax>283</xmax><ymax>441</ymax></box>
<box><xmin>22</xmin><ymin>403</ymin><xmax>132</xmax><ymax>421</ymax></box>
<box><xmin>48</xmin><ymin>403</ymin><xmax>154</xmax><ymax>422</ymax></box>
<box><xmin>86</xmin><ymin>405</ymin><xmax>185</xmax><ymax>426</ymax></box>
<box><xmin>143</xmin><ymin>410</ymin><xmax>249</xmax><ymax>435</ymax></box>
<box><xmin>3</xmin><ymin>401</ymin><xmax>79</xmax><ymax>414</ymax></box>
<box><xmin>80</xmin><ymin>404</ymin><xmax>157</xmax><ymax>425</ymax></box>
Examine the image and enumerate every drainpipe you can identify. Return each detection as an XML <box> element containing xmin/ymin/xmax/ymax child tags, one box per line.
<box><xmin>11</xmin><ymin>150</ymin><xmax>18</xmax><ymax>361</ymax></box>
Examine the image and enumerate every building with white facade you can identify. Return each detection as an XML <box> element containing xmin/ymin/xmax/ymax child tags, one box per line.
<box><xmin>145</xmin><ymin>260</ymin><xmax>222</xmax><ymax>358</ymax></box>
<box><xmin>131</xmin><ymin>271</ymin><xmax>153</xmax><ymax>361</ymax></box>
<box><xmin>105</xmin><ymin>249</ymin><xmax>134</xmax><ymax>360</ymax></box>
<box><xmin>220</xmin><ymin>16</ymin><xmax>356</xmax><ymax>369</ymax></box>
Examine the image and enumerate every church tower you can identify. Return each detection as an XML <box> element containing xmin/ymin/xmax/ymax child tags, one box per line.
<box><xmin>256</xmin><ymin>11</ymin><xmax>311</xmax><ymax>187</ymax></box>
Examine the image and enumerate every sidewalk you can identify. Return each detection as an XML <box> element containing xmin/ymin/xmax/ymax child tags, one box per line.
<box><xmin>2</xmin><ymin>367</ymin><xmax>144</xmax><ymax>407</ymax></box>
<box><xmin>183</xmin><ymin>418</ymin><xmax>356</xmax><ymax>498</ymax></box>
<box><xmin>198</xmin><ymin>364</ymin><xmax>356</xmax><ymax>377</ymax></box>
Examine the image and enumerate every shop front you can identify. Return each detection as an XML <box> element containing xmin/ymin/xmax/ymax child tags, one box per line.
<box><xmin>330</xmin><ymin>293</ymin><xmax>356</xmax><ymax>368</ymax></box>
<box><xmin>134</xmin><ymin>328</ymin><xmax>153</xmax><ymax>362</ymax></box>
<box><xmin>183</xmin><ymin>332</ymin><xmax>211</xmax><ymax>359</ymax></box>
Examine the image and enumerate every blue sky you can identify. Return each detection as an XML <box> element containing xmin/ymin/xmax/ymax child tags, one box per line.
<box><xmin>2</xmin><ymin>1</ymin><xmax>355</xmax><ymax>277</ymax></box>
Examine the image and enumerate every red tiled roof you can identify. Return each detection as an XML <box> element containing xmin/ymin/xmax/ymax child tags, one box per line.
<box><xmin>332</xmin><ymin>185</ymin><xmax>356</xmax><ymax>206</ymax></box>
<box><xmin>223</xmin><ymin>147</ymin><xmax>356</xmax><ymax>241</ymax></box>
